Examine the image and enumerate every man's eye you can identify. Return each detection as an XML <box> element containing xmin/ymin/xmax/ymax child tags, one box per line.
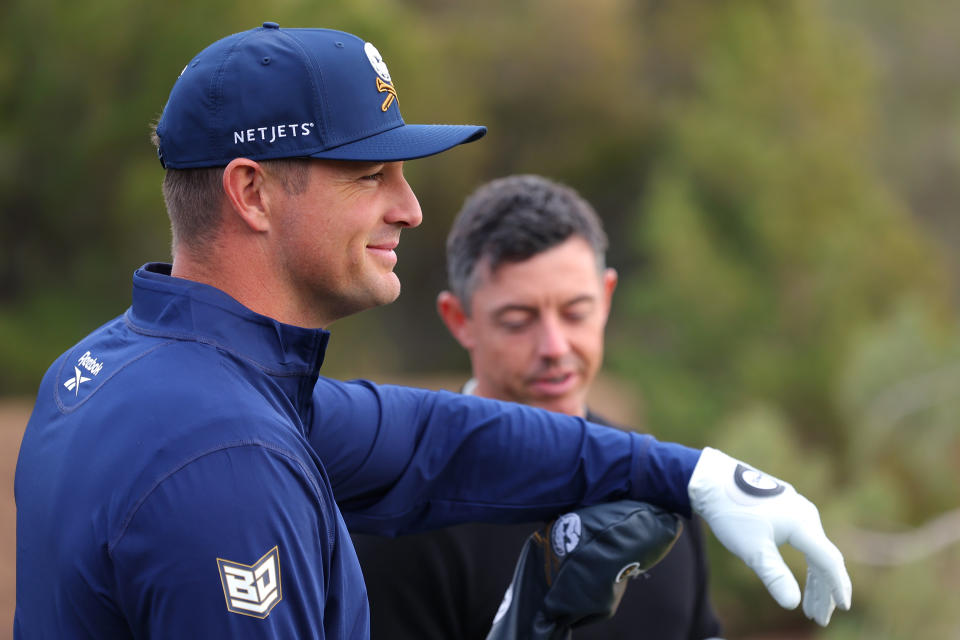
<box><xmin>361</xmin><ymin>172</ymin><xmax>385</xmax><ymax>182</ymax></box>
<box><xmin>563</xmin><ymin>301</ymin><xmax>595</xmax><ymax>324</ymax></box>
<box><xmin>497</xmin><ymin>313</ymin><xmax>534</xmax><ymax>331</ymax></box>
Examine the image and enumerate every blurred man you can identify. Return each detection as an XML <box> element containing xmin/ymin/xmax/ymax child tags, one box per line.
<box><xmin>353</xmin><ymin>175</ymin><xmax>724</xmax><ymax>638</ymax></box>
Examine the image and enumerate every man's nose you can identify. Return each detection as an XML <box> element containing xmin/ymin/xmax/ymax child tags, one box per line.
<box><xmin>385</xmin><ymin>167</ymin><xmax>423</xmax><ymax>228</ymax></box>
<box><xmin>537</xmin><ymin>315</ymin><xmax>570</xmax><ymax>359</ymax></box>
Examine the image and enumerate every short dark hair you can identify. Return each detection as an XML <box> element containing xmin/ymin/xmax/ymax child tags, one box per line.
<box><xmin>446</xmin><ymin>174</ymin><xmax>608</xmax><ymax>312</ymax></box>
<box><xmin>150</xmin><ymin>123</ymin><xmax>311</xmax><ymax>255</ymax></box>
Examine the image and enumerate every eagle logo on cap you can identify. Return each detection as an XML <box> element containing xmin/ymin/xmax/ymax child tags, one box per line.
<box><xmin>365</xmin><ymin>42</ymin><xmax>398</xmax><ymax>112</ymax></box>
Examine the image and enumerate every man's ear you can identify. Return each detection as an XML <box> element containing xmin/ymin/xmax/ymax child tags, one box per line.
<box><xmin>222</xmin><ymin>157</ymin><xmax>271</xmax><ymax>233</ymax></box>
<box><xmin>437</xmin><ymin>290</ymin><xmax>476</xmax><ymax>350</ymax></box>
<box><xmin>600</xmin><ymin>267</ymin><xmax>618</xmax><ymax>323</ymax></box>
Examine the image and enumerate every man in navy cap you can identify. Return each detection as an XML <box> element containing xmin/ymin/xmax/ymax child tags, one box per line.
<box><xmin>15</xmin><ymin>24</ymin><xmax>851</xmax><ymax>640</ymax></box>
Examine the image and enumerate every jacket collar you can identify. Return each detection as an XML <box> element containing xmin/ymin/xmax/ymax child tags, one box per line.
<box><xmin>126</xmin><ymin>263</ymin><xmax>330</xmax><ymax>378</ymax></box>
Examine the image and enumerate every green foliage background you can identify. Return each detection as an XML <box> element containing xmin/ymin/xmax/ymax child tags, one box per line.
<box><xmin>2</xmin><ymin>0</ymin><xmax>959</xmax><ymax>637</ymax></box>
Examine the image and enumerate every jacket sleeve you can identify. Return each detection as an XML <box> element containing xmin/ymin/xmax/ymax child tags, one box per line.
<box><xmin>308</xmin><ymin>378</ymin><xmax>699</xmax><ymax>535</ymax></box>
<box><xmin>108</xmin><ymin>444</ymin><xmax>346</xmax><ymax>639</ymax></box>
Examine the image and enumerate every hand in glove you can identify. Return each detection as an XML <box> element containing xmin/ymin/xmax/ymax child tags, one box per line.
<box><xmin>688</xmin><ymin>447</ymin><xmax>852</xmax><ymax>626</ymax></box>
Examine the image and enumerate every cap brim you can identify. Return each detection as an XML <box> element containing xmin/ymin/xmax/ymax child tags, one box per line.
<box><xmin>308</xmin><ymin>123</ymin><xmax>486</xmax><ymax>162</ymax></box>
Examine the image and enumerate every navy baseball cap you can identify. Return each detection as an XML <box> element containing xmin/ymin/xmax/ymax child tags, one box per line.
<box><xmin>155</xmin><ymin>22</ymin><xmax>486</xmax><ymax>168</ymax></box>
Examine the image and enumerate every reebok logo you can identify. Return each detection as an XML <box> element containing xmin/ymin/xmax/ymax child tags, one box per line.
<box><xmin>217</xmin><ymin>546</ymin><xmax>283</xmax><ymax>618</ymax></box>
<box><xmin>63</xmin><ymin>351</ymin><xmax>103</xmax><ymax>395</ymax></box>
<box><xmin>63</xmin><ymin>367</ymin><xmax>91</xmax><ymax>395</ymax></box>
<box><xmin>77</xmin><ymin>351</ymin><xmax>104</xmax><ymax>375</ymax></box>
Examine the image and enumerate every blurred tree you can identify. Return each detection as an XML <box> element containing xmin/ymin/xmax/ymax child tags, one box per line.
<box><xmin>610</xmin><ymin>0</ymin><xmax>952</xmax><ymax>449</ymax></box>
<box><xmin>827</xmin><ymin>0</ymin><xmax>960</xmax><ymax>300</ymax></box>
<box><xmin>602</xmin><ymin>1</ymin><xmax>959</xmax><ymax>636</ymax></box>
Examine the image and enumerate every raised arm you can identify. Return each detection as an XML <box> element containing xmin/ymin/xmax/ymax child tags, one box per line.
<box><xmin>308</xmin><ymin>377</ymin><xmax>851</xmax><ymax>626</ymax></box>
<box><xmin>309</xmin><ymin>378</ymin><xmax>696</xmax><ymax>532</ymax></box>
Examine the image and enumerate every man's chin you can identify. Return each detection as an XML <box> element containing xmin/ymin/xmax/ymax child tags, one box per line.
<box><xmin>380</xmin><ymin>285</ymin><xmax>402</xmax><ymax>306</ymax></box>
<box><xmin>369</xmin><ymin>275</ymin><xmax>402</xmax><ymax>307</ymax></box>
<box><xmin>325</xmin><ymin>279</ymin><xmax>401</xmax><ymax>321</ymax></box>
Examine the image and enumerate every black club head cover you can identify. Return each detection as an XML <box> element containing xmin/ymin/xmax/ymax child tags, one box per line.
<box><xmin>486</xmin><ymin>500</ymin><xmax>682</xmax><ymax>640</ymax></box>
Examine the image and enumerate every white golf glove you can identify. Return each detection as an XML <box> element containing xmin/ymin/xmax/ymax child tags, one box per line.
<box><xmin>688</xmin><ymin>447</ymin><xmax>852</xmax><ymax>626</ymax></box>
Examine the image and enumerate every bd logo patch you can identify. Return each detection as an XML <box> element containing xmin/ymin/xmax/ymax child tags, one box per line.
<box><xmin>217</xmin><ymin>546</ymin><xmax>282</xmax><ymax>618</ymax></box>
